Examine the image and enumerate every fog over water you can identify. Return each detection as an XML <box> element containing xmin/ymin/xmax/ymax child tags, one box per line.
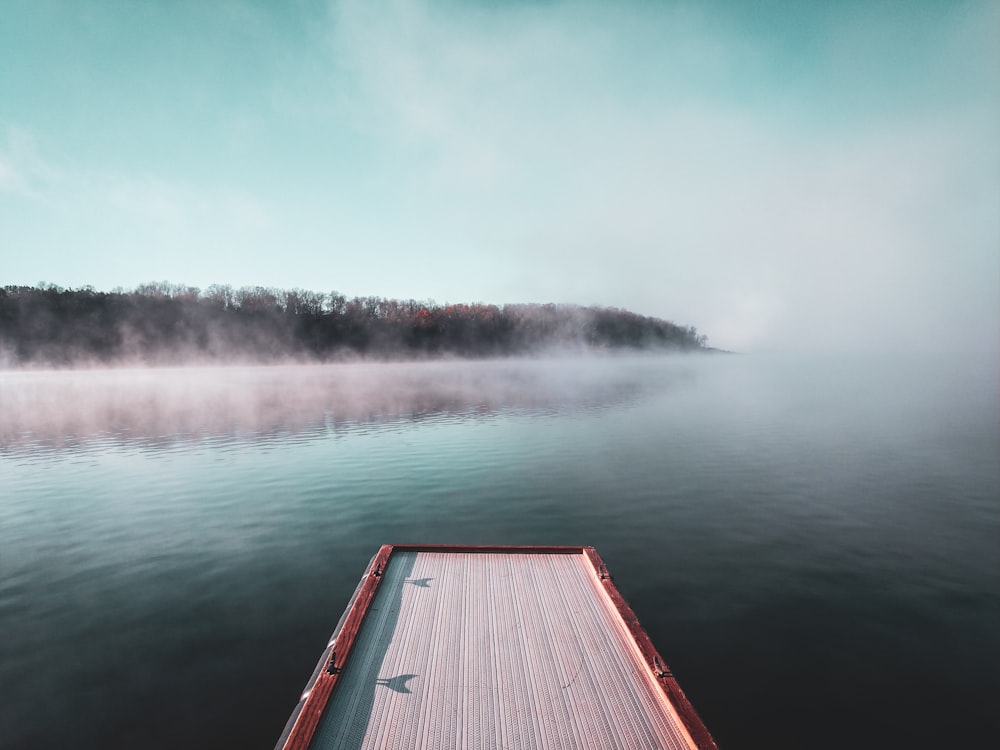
<box><xmin>0</xmin><ymin>357</ymin><xmax>681</xmax><ymax>452</ymax></box>
<box><xmin>1</xmin><ymin>353</ymin><xmax>997</xmax><ymax>749</ymax></box>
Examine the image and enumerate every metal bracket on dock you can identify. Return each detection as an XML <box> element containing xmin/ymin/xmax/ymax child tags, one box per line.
<box><xmin>326</xmin><ymin>651</ymin><xmax>340</xmax><ymax>675</ymax></box>
<box><xmin>653</xmin><ymin>657</ymin><xmax>670</xmax><ymax>679</ymax></box>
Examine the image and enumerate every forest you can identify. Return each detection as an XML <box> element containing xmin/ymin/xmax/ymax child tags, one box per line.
<box><xmin>0</xmin><ymin>283</ymin><xmax>710</xmax><ymax>367</ymax></box>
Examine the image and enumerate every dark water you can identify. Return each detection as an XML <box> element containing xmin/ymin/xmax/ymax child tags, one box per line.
<box><xmin>1</xmin><ymin>354</ymin><xmax>998</xmax><ymax>749</ymax></box>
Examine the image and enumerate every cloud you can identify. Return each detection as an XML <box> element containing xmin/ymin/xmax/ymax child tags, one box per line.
<box><xmin>103</xmin><ymin>176</ymin><xmax>273</xmax><ymax>233</ymax></box>
<box><xmin>0</xmin><ymin>125</ymin><xmax>54</xmax><ymax>201</ymax></box>
<box><xmin>0</xmin><ymin>124</ymin><xmax>273</xmax><ymax>235</ymax></box>
<box><xmin>0</xmin><ymin>158</ymin><xmax>29</xmax><ymax>197</ymax></box>
<box><xmin>0</xmin><ymin>122</ymin><xmax>280</xmax><ymax>293</ymax></box>
<box><xmin>322</xmin><ymin>0</ymin><xmax>999</xmax><ymax>353</ymax></box>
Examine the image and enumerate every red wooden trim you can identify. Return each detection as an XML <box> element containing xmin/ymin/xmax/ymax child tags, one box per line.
<box><xmin>387</xmin><ymin>543</ymin><xmax>585</xmax><ymax>554</ymax></box>
<box><xmin>281</xmin><ymin>544</ymin><xmax>394</xmax><ymax>750</ymax></box>
<box><xmin>583</xmin><ymin>547</ymin><xmax>719</xmax><ymax>750</ymax></box>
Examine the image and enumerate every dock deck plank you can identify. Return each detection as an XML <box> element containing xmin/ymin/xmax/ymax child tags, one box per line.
<box><xmin>303</xmin><ymin>550</ymin><xmax>703</xmax><ymax>750</ymax></box>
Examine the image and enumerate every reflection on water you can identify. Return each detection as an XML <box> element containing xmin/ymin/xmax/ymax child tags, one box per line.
<box><xmin>0</xmin><ymin>357</ymin><xmax>687</xmax><ymax>455</ymax></box>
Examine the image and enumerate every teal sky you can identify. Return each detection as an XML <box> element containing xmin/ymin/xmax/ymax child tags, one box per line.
<box><xmin>2</xmin><ymin>0</ymin><xmax>997</xmax><ymax>352</ymax></box>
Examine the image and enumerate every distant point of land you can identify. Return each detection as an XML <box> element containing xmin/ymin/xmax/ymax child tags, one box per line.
<box><xmin>0</xmin><ymin>283</ymin><xmax>713</xmax><ymax>368</ymax></box>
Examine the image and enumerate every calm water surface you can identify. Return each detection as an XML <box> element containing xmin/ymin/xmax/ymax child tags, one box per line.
<box><xmin>1</xmin><ymin>354</ymin><xmax>998</xmax><ymax>749</ymax></box>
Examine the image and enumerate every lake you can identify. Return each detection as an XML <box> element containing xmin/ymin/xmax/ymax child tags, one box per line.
<box><xmin>1</xmin><ymin>353</ymin><xmax>997</xmax><ymax>749</ymax></box>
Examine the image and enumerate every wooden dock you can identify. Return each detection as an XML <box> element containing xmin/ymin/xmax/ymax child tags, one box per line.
<box><xmin>276</xmin><ymin>545</ymin><xmax>717</xmax><ymax>750</ymax></box>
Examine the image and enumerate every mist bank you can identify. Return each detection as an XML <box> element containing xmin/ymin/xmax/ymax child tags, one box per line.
<box><xmin>0</xmin><ymin>358</ymin><xmax>694</xmax><ymax>452</ymax></box>
<box><xmin>0</xmin><ymin>283</ymin><xmax>711</xmax><ymax>367</ymax></box>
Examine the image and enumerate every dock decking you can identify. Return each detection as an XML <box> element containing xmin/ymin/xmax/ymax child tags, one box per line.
<box><xmin>276</xmin><ymin>545</ymin><xmax>716</xmax><ymax>750</ymax></box>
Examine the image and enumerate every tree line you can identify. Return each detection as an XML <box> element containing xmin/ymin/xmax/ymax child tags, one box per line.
<box><xmin>0</xmin><ymin>282</ymin><xmax>709</xmax><ymax>367</ymax></box>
